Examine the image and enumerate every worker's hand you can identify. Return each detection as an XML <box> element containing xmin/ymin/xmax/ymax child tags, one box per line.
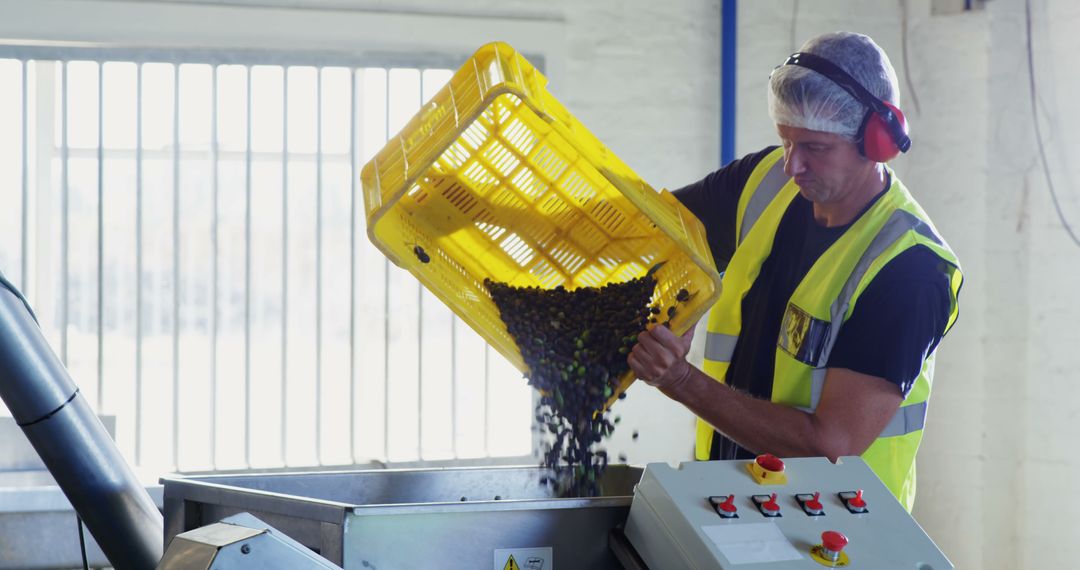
<box><xmin>627</xmin><ymin>325</ymin><xmax>695</xmax><ymax>390</ymax></box>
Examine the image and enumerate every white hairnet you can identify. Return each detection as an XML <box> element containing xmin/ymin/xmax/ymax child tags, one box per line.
<box><xmin>768</xmin><ymin>32</ymin><xmax>900</xmax><ymax>141</ymax></box>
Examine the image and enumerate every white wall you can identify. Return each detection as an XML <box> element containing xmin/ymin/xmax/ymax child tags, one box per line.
<box><xmin>986</xmin><ymin>1</ymin><xmax>1080</xmax><ymax>566</ymax></box>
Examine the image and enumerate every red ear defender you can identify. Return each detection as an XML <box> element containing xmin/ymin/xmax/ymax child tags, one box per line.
<box><xmin>779</xmin><ymin>52</ymin><xmax>912</xmax><ymax>162</ymax></box>
<box><xmin>861</xmin><ymin>101</ymin><xmax>907</xmax><ymax>163</ymax></box>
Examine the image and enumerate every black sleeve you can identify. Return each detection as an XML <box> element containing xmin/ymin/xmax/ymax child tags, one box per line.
<box><xmin>672</xmin><ymin>146</ymin><xmax>779</xmax><ymax>270</ymax></box>
<box><xmin>826</xmin><ymin>246</ymin><xmax>955</xmax><ymax>396</ymax></box>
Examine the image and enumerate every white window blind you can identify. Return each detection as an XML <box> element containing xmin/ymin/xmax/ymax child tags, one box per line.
<box><xmin>0</xmin><ymin>50</ymin><xmax>533</xmax><ymax>474</ymax></box>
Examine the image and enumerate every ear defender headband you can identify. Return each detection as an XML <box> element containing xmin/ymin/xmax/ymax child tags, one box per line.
<box><xmin>780</xmin><ymin>52</ymin><xmax>910</xmax><ymax>162</ymax></box>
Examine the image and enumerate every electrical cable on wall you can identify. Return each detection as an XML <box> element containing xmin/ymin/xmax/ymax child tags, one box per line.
<box><xmin>1025</xmin><ymin>0</ymin><xmax>1080</xmax><ymax>248</ymax></box>
<box><xmin>900</xmin><ymin>0</ymin><xmax>922</xmax><ymax>115</ymax></box>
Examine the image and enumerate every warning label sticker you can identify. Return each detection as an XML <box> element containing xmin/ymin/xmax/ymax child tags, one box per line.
<box><xmin>494</xmin><ymin>547</ymin><xmax>552</xmax><ymax>570</ymax></box>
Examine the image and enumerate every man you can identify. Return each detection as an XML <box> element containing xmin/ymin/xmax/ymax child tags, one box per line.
<box><xmin>626</xmin><ymin>31</ymin><xmax>962</xmax><ymax>511</ymax></box>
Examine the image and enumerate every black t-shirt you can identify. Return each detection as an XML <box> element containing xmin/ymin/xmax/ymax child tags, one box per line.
<box><xmin>674</xmin><ymin>147</ymin><xmax>953</xmax><ymax>460</ymax></box>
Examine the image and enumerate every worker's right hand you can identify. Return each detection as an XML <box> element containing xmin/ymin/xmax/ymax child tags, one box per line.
<box><xmin>627</xmin><ymin>324</ymin><xmax>694</xmax><ymax>390</ymax></box>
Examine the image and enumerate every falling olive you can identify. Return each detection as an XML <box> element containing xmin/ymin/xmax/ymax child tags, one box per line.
<box><xmin>485</xmin><ymin>269</ymin><xmax>659</xmax><ymax>498</ymax></box>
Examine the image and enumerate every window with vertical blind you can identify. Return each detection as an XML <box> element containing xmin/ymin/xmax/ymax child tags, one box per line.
<box><xmin>0</xmin><ymin>49</ymin><xmax>534</xmax><ymax>474</ymax></box>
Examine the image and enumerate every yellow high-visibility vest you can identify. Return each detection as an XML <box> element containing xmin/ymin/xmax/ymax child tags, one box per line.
<box><xmin>698</xmin><ymin>148</ymin><xmax>963</xmax><ymax>511</ymax></box>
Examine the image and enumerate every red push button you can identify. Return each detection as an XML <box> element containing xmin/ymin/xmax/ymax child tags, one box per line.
<box><xmin>709</xmin><ymin>495</ymin><xmax>739</xmax><ymax>518</ymax></box>
<box><xmin>752</xmin><ymin>493</ymin><xmax>783</xmax><ymax>516</ymax></box>
<box><xmin>810</xmin><ymin>529</ymin><xmax>851</xmax><ymax>567</ymax></box>
<box><xmin>718</xmin><ymin>494</ymin><xmax>737</xmax><ymax>515</ymax></box>
<box><xmin>747</xmin><ymin>454</ymin><xmax>788</xmax><ymax>485</ymax></box>
<box><xmin>839</xmin><ymin>489</ymin><xmax>868</xmax><ymax>513</ymax></box>
<box><xmin>849</xmin><ymin>489</ymin><xmax>867</xmax><ymax>510</ymax></box>
<box><xmin>822</xmin><ymin>530</ymin><xmax>848</xmax><ymax>552</ymax></box>
<box><xmin>762</xmin><ymin>493</ymin><xmax>780</xmax><ymax>515</ymax></box>
<box><xmin>756</xmin><ymin>454</ymin><xmax>785</xmax><ymax>473</ymax></box>
<box><xmin>821</xmin><ymin>531</ymin><xmax>849</xmax><ymax>561</ymax></box>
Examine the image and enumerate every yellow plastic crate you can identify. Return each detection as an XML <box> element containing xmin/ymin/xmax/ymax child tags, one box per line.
<box><xmin>361</xmin><ymin>42</ymin><xmax>722</xmax><ymax>406</ymax></box>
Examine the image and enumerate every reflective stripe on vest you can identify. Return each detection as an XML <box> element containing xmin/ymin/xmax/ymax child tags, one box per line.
<box><xmin>704</xmin><ymin>331</ymin><xmax>738</xmax><ymax>362</ymax></box>
<box><xmin>801</xmin><ymin>369</ymin><xmax>928</xmax><ymax>438</ymax></box>
<box><xmin>739</xmin><ymin>155</ymin><xmax>789</xmax><ymax>244</ymax></box>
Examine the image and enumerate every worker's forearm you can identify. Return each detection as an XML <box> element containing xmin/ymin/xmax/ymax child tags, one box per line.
<box><xmin>661</xmin><ymin>366</ymin><xmax>841</xmax><ymax>459</ymax></box>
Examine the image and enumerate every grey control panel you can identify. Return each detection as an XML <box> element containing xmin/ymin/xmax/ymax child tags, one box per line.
<box><xmin>623</xmin><ymin>457</ymin><xmax>952</xmax><ymax>569</ymax></box>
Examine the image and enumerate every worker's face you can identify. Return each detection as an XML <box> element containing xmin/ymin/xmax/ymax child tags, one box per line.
<box><xmin>777</xmin><ymin>125</ymin><xmax>872</xmax><ymax>204</ymax></box>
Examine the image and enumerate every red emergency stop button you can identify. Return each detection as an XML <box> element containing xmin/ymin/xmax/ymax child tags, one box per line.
<box><xmin>810</xmin><ymin>530</ymin><xmax>851</xmax><ymax>567</ymax></box>
<box><xmin>821</xmin><ymin>531</ymin><xmax>848</xmax><ymax>554</ymax></box>
<box><xmin>747</xmin><ymin>453</ymin><xmax>788</xmax><ymax>485</ymax></box>
<box><xmin>757</xmin><ymin>453</ymin><xmax>785</xmax><ymax>472</ymax></box>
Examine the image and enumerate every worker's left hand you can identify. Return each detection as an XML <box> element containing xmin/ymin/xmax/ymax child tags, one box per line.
<box><xmin>627</xmin><ymin>325</ymin><xmax>695</xmax><ymax>389</ymax></box>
